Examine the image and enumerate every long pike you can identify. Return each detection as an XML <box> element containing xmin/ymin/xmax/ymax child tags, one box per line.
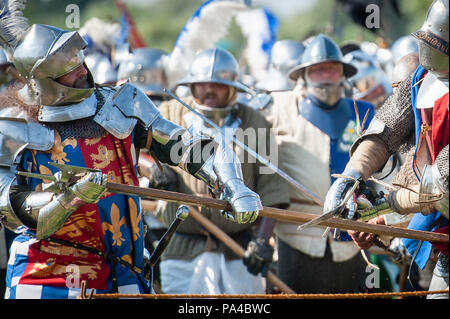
<box><xmin>17</xmin><ymin>169</ymin><xmax>448</xmax><ymax>244</ymax></box>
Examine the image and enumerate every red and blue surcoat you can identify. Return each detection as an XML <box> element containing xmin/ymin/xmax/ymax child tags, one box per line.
<box><xmin>402</xmin><ymin>66</ymin><xmax>449</xmax><ymax>269</ymax></box>
<box><xmin>5</xmin><ymin>128</ymin><xmax>149</xmax><ymax>298</ymax></box>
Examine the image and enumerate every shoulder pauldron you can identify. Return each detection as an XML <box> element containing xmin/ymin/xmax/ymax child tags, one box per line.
<box><xmin>93</xmin><ymin>83</ymin><xmax>161</xmax><ymax>139</ymax></box>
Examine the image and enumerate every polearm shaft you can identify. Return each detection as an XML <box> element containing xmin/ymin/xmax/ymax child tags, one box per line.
<box><xmin>16</xmin><ymin>169</ymin><xmax>446</xmax><ymax>243</ymax></box>
<box><xmin>107</xmin><ymin>182</ymin><xmax>448</xmax><ymax>243</ymax></box>
<box><xmin>164</xmin><ymin>89</ymin><xmax>324</xmax><ymax>207</ymax></box>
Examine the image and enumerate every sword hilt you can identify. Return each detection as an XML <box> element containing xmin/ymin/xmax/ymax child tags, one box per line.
<box><xmin>149</xmin><ymin>205</ymin><xmax>190</xmax><ymax>267</ymax></box>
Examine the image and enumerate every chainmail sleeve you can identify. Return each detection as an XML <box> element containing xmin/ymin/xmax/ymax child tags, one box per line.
<box><xmin>372</xmin><ymin>75</ymin><xmax>415</xmax><ymax>154</ymax></box>
<box><xmin>435</xmin><ymin>144</ymin><xmax>449</xmax><ymax>193</ymax></box>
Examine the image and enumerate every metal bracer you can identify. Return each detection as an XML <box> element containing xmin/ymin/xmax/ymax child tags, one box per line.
<box><xmin>193</xmin><ymin>139</ymin><xmax>262</xmax><ymax>224</ymax></box>
<box><xmin>324</xmin><ymin>167</ymin><xmax>362</xmax><ymax>220</ymax></box>
<box><xmin>35</xmin><ymin>171</ymin><xmax>108</xmax><ymax>239</ymax></box>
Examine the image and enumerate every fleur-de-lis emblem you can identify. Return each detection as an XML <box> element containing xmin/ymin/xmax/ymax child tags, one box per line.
<box><xmin>50</xmin><ymin>131</ymin><xmax>77</xmax><ymax>164</ymax></box>
<box><xmin>102</xmin><ymin>203</ymin><xmax>127</xmax><ymax>246</ymax></box>
<box><xmin>128</xmin><ymin>198</ymin><xmax>141</xmax><ymax>241</ymax></box>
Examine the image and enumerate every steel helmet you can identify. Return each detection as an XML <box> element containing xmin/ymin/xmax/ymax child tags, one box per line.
<box><xmin>343</xmin><ymin>49</ymin><xmax>392</xmax><ymax>107</ymax></box>
<box><xmin>117</xmin><ymin>48</ymin><xmax>169</xmax><ymax>97</ymax></box>
<box><xmin>288</xmin><ymin>34</ymin><xmax>357</xmax><ymax>81</ymax></box>
<box><xmin>13</xmin><ymin>24</ymin><xmax>94</xmax><ymax>106</ymax></box>
<box><xmin>177</xmin><ymin>47</ymin><xmax>251</xmax><ymax>93</ymax></box>
<box><xmin>84</xmin><ymin>52</ymin><xmax>117</xmax><ymax>85</ymax></box>
<box><xmin>256</xmin><ymin>40</ymin><xmax>305</xmax><ymax>91</ymax></box>
<box><xmin>411</xmin><ymin>0</ymin><xmax>449</xmax><ymax>80</ymax></box>
<box><xmin>390</xmin><ymin>35</ymin><xmax>419</xmax><ymax>64</ymax></box>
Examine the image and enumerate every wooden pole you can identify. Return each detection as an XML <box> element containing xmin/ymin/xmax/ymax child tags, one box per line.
<box><xmin>107</xmin><ymin>182</ymin><xmax>449</xmax><ymax>243</ymax></box>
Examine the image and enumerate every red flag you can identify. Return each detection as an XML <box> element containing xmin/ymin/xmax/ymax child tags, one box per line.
<box><xmin>114</xmin><ymin>0</ymin><xmax>147</xmax><ymax>49</ymax></box>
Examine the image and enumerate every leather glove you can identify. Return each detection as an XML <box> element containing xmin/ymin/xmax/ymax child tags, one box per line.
<box><xmin>243</xmin><ymin>238</ymin><xmax>273</xmax><ymax>276</ymax></box>
<box><xmin>324</xmin><ymin>167</ymin><xmax>362</xmax><ymax>219</ymax></box>
<box><xmin>220</xmin><ymin>178</ymin><xmax>261</xmax><ymax>224</ymax></box>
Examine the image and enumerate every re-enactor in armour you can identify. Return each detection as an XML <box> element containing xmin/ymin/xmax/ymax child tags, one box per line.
<box><xmin>323</xmin><ymin>0</ymin><xmax>449</xmax><ymax>299</ymax></box>
<box><xmin>0</xmin><ymin>4</ymin><xmax>262</xmax><ymax>299</ymax></box>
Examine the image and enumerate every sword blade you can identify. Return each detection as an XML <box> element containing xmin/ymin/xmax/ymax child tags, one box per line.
<box><xmin>297</xmin><ymin>180</ymin><xmax>360</xmax><ymax>232</ymax></box>
<box><xmin>16</xmin><ymin>171</ymin><xmax>57</xmax><ymax>182</ymax></box>
<box><xmin>296</xmin><ymin>209</ymin><xmax>337</xmax><ymax>231</ymax></box>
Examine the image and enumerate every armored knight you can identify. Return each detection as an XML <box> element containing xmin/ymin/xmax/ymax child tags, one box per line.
<box><xmin>343</xmin><ymin>49</ymin><xmax>392</xmax><ymax>109</ymax></box>
<box><xmin>323</xmin><ymin>0</ymin><xmax>449</xmax><ymax>299</ymax></box>
<box><xmin>0</xmin><ymin>9</ymin><xmax>262</xmax><ymax>298</ymax></box>
<box><xmin>154</xmin><ymin>47</ymin><xmax>290</xmax><ymax>294</ymax></box>
<box><xmin>255</xmin><ymin>40</ymin><xmax>305</xmax><ymax>93</ymax></box>
<box><xmin>267</xmin><ymin>34</ymin><xmax>375</xmax><ymax>293</ymax></box>
<box><xmin>117</xmin><ymin>48</ymin><xmax>171</xmax><ymax>106</ymax></box>
<box><xmin>84</xmin><ymin>51</ymin><xmax>118</xmax><ymax>86</ymax></box>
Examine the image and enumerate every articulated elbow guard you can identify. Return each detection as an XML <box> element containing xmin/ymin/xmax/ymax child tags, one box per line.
<box><xmin>0</xmin><ymin>115</ymin><xmax>54</xmax><ymax>231</ymax></box>
<box><xmin>419</xmin><ymin>163</ymin><xmax>448</xmax><ymax>219</ymax></box>
<box><xmin>0</xmin><ymin>170</ymin><xmax>27</xmax><ymax>230</ymax></box>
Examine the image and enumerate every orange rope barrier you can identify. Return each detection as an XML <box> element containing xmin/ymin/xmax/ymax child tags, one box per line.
<box><xmin>78</xmin><ymin>286</ymin><xmax>449</xmax><ymax>299</ymax></box>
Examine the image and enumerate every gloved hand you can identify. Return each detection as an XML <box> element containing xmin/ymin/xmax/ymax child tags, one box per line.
<box><xmin>68</xmin><ymin>171</ymin><xmax>108</xmax><ymax>204</ymax></box>
<box><xmin>324</xmin><ymin>167</ymin><xmax>362</xmax><ymax>219</ymax></box>
<box><xmin>220</xmin><ymin>178</ymin><xmax>262</xmax><ymax>224</ymax></box>
<box><xmin>36</xmin><ymin>171</ymin><xmax>107</xmax><ymax>240</ymax></box>
<box><xmin>243</xmin><ymin>238</ymin><xmax>273</xmax><ymax>276</ymax></box>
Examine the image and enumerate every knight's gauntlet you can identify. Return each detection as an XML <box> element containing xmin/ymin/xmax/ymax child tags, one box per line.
<box><xmin>191</xmin><ymin>139</ymin><xmax>262</xmax><ymax>224</ymax></box>
<box><xmin>15</xmin><ymin>171</ymin><xmax>108</xmax><ymax>239</ymax></box>
<box><xmin>149</xmin><ymin>118</ymin><xmax>262</xmax><ymax>224</ymax></box>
